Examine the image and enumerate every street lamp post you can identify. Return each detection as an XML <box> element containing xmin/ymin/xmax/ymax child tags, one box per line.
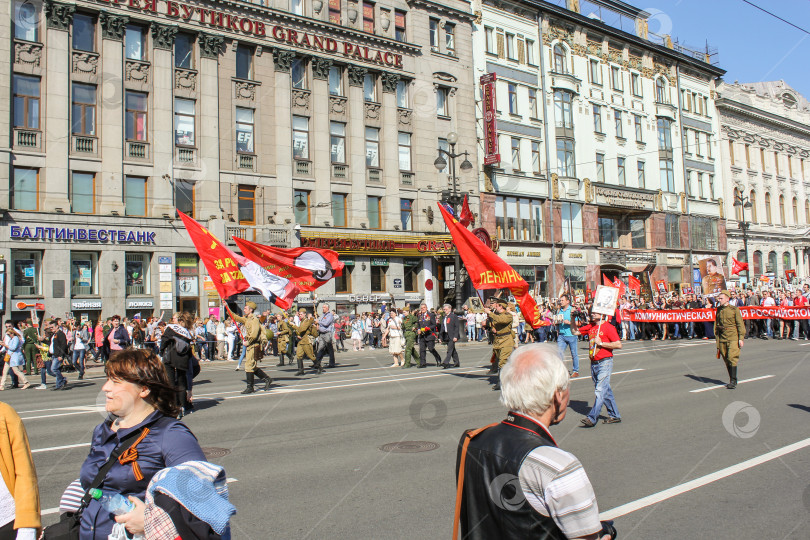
<box><xmin>434</xmin><ymin>131</ymin><xmax>472</xmax><ymax>314</ymax></box>
<box><xmin>733</xmin><ymin>193</ymin><xmax>753</xmax><ymax>284</ymax></box>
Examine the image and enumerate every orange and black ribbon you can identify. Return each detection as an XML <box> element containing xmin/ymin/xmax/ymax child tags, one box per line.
<box><xmin>118</xmin><ymin>427</ymin><xmax>150</xmax><ymax>481</ymax></box>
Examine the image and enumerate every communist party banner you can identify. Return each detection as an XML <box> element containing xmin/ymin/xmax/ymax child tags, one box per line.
<box><xmin>625</xmin><ymin>306</ymin><xmax>810</xmax><ymax>322</ymax></box>
<box><xmin>233</xmin><ymin>237</ymin><xmax>344</xmax><ymax>292</ymax></box>
<box><xmin>177</xmin><ymin>212</ymin><xmax>299</xmax><ymax>308</ymax></box>
<box><xmin>436</xmin><ymin>203</ymin><xmax>546</xmax><ymax>329</ymax></box>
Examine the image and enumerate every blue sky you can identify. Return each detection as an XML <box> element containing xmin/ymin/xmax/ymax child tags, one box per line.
<box><xmin>642</xmin><ymin>0</ymin><xmax>810</xmax><ymax>98</ymax></box>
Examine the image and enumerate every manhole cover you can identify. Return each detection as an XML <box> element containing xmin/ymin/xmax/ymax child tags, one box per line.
<box><xmin>379</xmin><ymin>441</ymin><xmax>440</xmax><ymax>453</ymax></box>
<box><xmin>201</xmin><ymin>447</ymin><xmax>231</xmax><ymax>459</ymax></box>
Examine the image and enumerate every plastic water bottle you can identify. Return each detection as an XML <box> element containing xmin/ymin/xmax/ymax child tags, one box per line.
<box><xmin>88</xmin><ymin>489</ymin><xmax>135</xmax><ymax>515</ymax></box>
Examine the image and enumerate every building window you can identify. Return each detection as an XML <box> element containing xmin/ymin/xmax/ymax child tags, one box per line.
<box><xmin>765</xmin><ymin>193</ymin><xmax>772</xmax><ymax>224</ymax></box>
<box><xmin>637</xmin><ymin>161</ymin><xmax>646</xmax><ymax>189</ymax></box>
<box><xmin>445</xmin><ymin>23</ymin><xmax>455</xmax><ymax>51</ymax></box>
<box><xmin>657</xmin><ymin>118</ymin><xmax>672</xmax><ymax>151</ymax></box>
<box><xmin>11</xmin><ymin>250</ymin><xmax>41</xmax><ymax>296</ymax></box>
<box><xmin>330</xmin><ymin>121</ymin><xmax>346</xmax><ymax>164</ymax></box>
<box><xmin>291</xmin><ymin>0</ymin><xmax>304</xmax><ymax>16</ymax></box>
<box><xmin>394</xmin><ymin>10</ymin><xmax>406</xmax><ymax>41</ymax></box>
<box><xmin>793</xmin><ymin>197</ymin><xmax>799</xmax><ymax>224</ymax></box>
<box><xmin>611</xmin><ymin>66</ymin><xmax>622</xmax><ymax>91</ymax></box>
<box><xmin>553</xmin><ymin>44</ymin><xmax>567</xmax><ymax>73</ymax></box>
<box><xmin>526</xmin><ymin>39</ymin><xmax>536</xmax><ymax>64</ymax></box>
<box><xmin>14</xmin><ymin>0</ymin><xmax>39</xmax><ymax>42</ymax></box>
<box><xmin>71</xmin><ymin>252</ymin><xmax>98</xmax><ymax>295</ymax></box>
<box><xmin>235</xmin><ymin>44</ymin><xmax>253</xmax><ymax>79</ymax></box>
<box><xmin>400</xmin><ymin>198</ymin><xmax>413</xmax><ymax>230</ymax></box>
<box><xmin>655</xmin><ymin>78</ymin><xmax>667</xmax><ymax>103</ymax></box>
<box><xmin>72</xmin><ymin>13</ymin><xmax>95</xmax><ymax>52</ymax></box>
<box><xmin>364</xmin><ymin>73</ymin><xmax>377</xmax><ymax>102</ymax></box>
<box><xmin>329</xmin><ymin>0</ymin><xmax>341</xmax><ymax>24</ymax></box>
<box><xmin>753</xmin><ymin>250</ymin><xmax>762</xmax><ymax>275</ymax></box>
<box><xmin>72</xmin><ymin>83</ymin><xmax>97</xmax><ymax>136</ymax></box>
<box><xmin>362</xmin><ymin>1</ymin><xmax>375</xmax><ymax>33</ymax></box>
<box><xmin>707</xmin><ymin>134</ymin><xmax>713</xmax><ymax>159</ymax></box>
<box><xmin>634</xmin><ymin>115</ymin><xmax>643</xmax><ymax>143</ymax></box>
<box><xmin>728</xmin><ymin>141</ymin><xmax>735</xmax><ymax>165</ymax></box>
<box><xmin>750</xmin><ymin>190</ymin><xmax>758</xmax><ymax>222</ymax></box>
<box><xmin>365</xmin><ymin>127</ymin><xmax>379</xmax><ymax>168</ymax></box>
<box><xmin>614</xmin><ymin>110</ymin><xmax>623</xmax><ymax>138</ymax></box>
<box><xmin>484</xmin><ymin>26</ymin><xmax>495</xmax><ymax>54</ymax></box>
<box><xmin>690</xmin><ymin>217</ymin><xmax>718</xmax><ymax>251</ymax></box>
<box><xmin>561</xmin><ymin>202</ymin><xmax>582</xmax><ymax>243</ymax></box>
<box><xmin>598</xmin><ymin>217</ymin><xmax>619</xmax><ymax>248</ymax></box>
<box><xmin>528</xmin><ymin>89</ymin><xmax>538</xmax><ymax>118</ymax></box>
<box><xmin>335</xmin><ymin>264</ymin><xmax>351</xmax><ymax>293</ymax></box>
<box><xmin>617</xmin><ymin>157</ymin><xmax>626</xmax><ymax>185</ymax></box>
<box><xmin>332</xmin><ymin>193</ymin><xmax>347</xmax><ymax>227</ymax></box>
<box><xmin>436</xmin><ymin>87</ymin><xmax>448</xmax><ymax>116</ymax></box>
<box><xmin>531</xmin><ymin>141</ymin><xmax>541</xmax><ymax>174</ymax></box>
<box><xmin>511</xmin><ymin>138</ymin><xmax>521</xmax><ymax>171</ymax></box>
<box><xmin>238</xmin><ymin>185</ymin><xmax>255</xmax><ymax>224</ymax></box>
<box><xmin>554</xmin><ymin>91</ymin><xmax>573</xmax><ymax>128</ymax></box>
<box><xmin>784</xmin><ymin>252</ymin><xmax>792</xmax><ymax>271</ymax></box>
<box><xmin>125</xmin><ymin>91</ymin><xmax>147</xmax><ymax>141</ymax></box>
<box><xmin>125</xmin><ymin>24</ymin><xmax>146</xmax><ymax>60</ymax></box>
<box><xmin>292</xmin><ymin>116</ymin><xmax>309</xmax><ymax>160</ymax></box>
<box><xmin>697</xmin><ymin>172</ymin><xmax>704</xmax><ymax>198</ymax></box>
<box><xmin>11</xmin><ymin>167</ymin><xmax>37</xmax><ymax>211</ymax></box>
<box><xmin>779</xmin><ymin>194</ymin><xmax>786</xmax><ymax>225</ymax></box>
<box><xmin>13</xmin><ymin>75</ymin><xmax>40</xmax><ymax>129</ymax></box>
<box><xmin>494</xmin><ymin>197</ymin><xmax>544</xmax><ymax>241</ymax></box>
<box><xmin>696</xmin><ymin>132</ymin><xmax>703</xmax><ymax>156</ymax></box>
<box><xmin>506</xmin><ymin>33</ymin><xmax>515</xmax><ymax>59</ymax></box>
<box><xmin>437</xmin><ymin>138</ymin><xmax>449</xmax><ymax>174</ymax></box>
<box><xmin>398</xmin><ymin>132</ymin><xmax>411</xmax><ymax>171</ymax></box>
<box><xmin>631</xmin><ymin>219</ymin><xmax>645</xmax><ymax>248</ymax></box>
<box><xmin>328</xmin><ymin>66</ymin><xmax>343</xmax><ymax>96</ymax></box>
<box><xmin>665</xmin><ymin>214</ymin><xmax>680</xmax><ymax>248</ymax></box>
<box><xmin>294</xmin><ymin>189</ymin><xmax>310</xmax><ymax>224</ymax></box>
<box><xmin>684</xmin><ymin>129</ymin><xmax>691</xmax><ymax>154</ymax></box>
<box><xmin>404</xmin><ymin>259</ymin><xmax>420</xmax><ymax>291</ymax></box>
<box><xmin>125</xmin><ymin>253</ymin><xmax>150</xmax><ymax>296</ymax></box>
<box><xmin>508</xmin><ymin>83</ymin><xmax>518</xmax><ymax>114</ymax></box>
<box><xmin>291</xmin><ymin>58</ymin><xmax>307</xmax><ymax>89</ymax></box>
<box><xmin>596</xmin><ymin>153</ymin><xmax>605</xmax><ymax>182</ymax></box>
<box><xmin>557</xmin><ymin>139</ymin><xmax>575</xmax><ymax>177</ymax></box>
<box><xmin>173</xmin><ymin>98</ymin><xmax>195</xmax><ymax>147</ymax></box>
<box><xmin>429</xmin><ymin>18</ymin><xmax>439</xmax><ymax>50</ymax></box>
<box><xmin>660</xmin><ymin>159</ymin><xmax>675</xmax><ymax>192</ymax></box>
<box><xmin>367</xmin><ymin>196</ymin><xmax>382</xmax><ymax>229</ymax></box>
<box><xmin>593</xmin><ymin>104</ymin><xmax>603</xmax><ymax>133</ymax></box>
<box><xmin>71</xmin><ymin>172</ymin><xmax>95</xmax><ymax>214</ymax></box>
<box><xmin>175</xmin><ymin>179</ymin><xmax>194</xmax><ymax>217</ymax></box>
<box><xmin>396</xmin><ymin>79</ymin><xmax>409</xmax><ymax>108</ymax></box>
<box><xmin>124</xmin><ymin>176</ymin><xmax>147</xmax><ymax>216</ymax></box>
<box><xmin>589</xmin><ymin>59</ymin><xmax>601</xmax><ymax>85</ymax></box>
<box><xmin>370</xmin><ymin>265</ymin><xmax>386</xmax><ymax>292</ymax></box>
<box><xmin>767</xmin><ymin>251</ymin><xmax>777</xmax><ymax>274</ymax></box>
<box><xmin>235</xmin><ymin>107</ymin><xmax>254</xmax><ymax>153</ymax></box>
<box><xmin>708</xmin><ymin>175</ymin><xmax>715</xmax><ymax>199</ymax></box>
<box><xmin>175</xmin><ymin>33</ymin><xmax>194</xmax><ymax>69</ymax></box>
<box><xmin>631</xmin><ymin>73</ymin><xmax>641</xmax><ymax>96</ymax></box>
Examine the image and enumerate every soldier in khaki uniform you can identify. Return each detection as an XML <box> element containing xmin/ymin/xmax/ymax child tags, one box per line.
<box><xmin>400</xmin><ymin>306</ymin><xmax>421</xmax><ymax>368</ymax></box>
<box><xmin>229</xmin><ymin>301</ymin><xmax>273</xmax><ymax>394</ymax></box>
<box><xmin>276</xmin><ymin>314</ymin><xmax>293</xmax><ymax>367</ymax></box>
<box><xmin>714</xmin><ymin>290</ymin><xmax>745</xmax><ymax>389</ymax></box>
<box><xmin>293</xmin><ymin>309</ymin><xmax>320</xmax><ymax>376</ymax></box>
<box><xmin>484</xmin><ymin>297</ymin><xmax>516</xmax><ymax>390</ymax></box>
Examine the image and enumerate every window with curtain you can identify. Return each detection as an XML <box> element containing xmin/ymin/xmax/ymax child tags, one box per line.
<box><xmin>13</xmin><ymin>75</ymin><xmax>40</xmax><ymax>129</ymax></box>
<box><xmin>329</xmin><ymin>66</ymin><xmax>343</xmax><ymax>96</ymax></box>
<box><xmin>14</xmin><ymin>0</ymin><xmax>39</xmax><ymax>42</ymax></box>
<box><xmin>750</xmin><ymin>190</ymin><xmax>758</xmax><ymax>222</ymax></box>
<box><xmin>125</xmin><ymin>24</ymin><xmax>146</xmax><ymax>60</ymax></box>
<box><xmin>365</xmin><ymin>127</ymin><xmax>379</xmax><ymax>168</ymax></box>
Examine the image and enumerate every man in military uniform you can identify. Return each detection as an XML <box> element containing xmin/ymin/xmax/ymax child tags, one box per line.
<box><xmin>400</xmin><ymin>306</ymin><xmax>421</xmax><ymax>368</ymax></box>
<box><xmin>229</xmin><ymin>301</ymin><xmax>273</xmax><ymax>394</ymax></box>
<box><xmin>293</xmin><ymin>309</ymin><xmax>320</xmax><ymax>376</ymax></box>
<box><xmin>714</xmin><ymin>290</ymin><xmax>745</xmax><ymax>389</ymax></box>
<box><xmin>276</xmin><ymin>313</ymin><xmax>292</xmax><ymax>367</ymax></box>
<box><xmin>22</xmin><ymin>320</ymin><xmax>40</xmax><ymax>375</ymax></box>
<box><xmin>485</xmin><ymin>298</ymin><xmax>516</xmax><ymax>390</ymax></box>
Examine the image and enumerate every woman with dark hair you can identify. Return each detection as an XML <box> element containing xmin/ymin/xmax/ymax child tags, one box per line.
<box><xmin>159</xmin><ymin>312</ymin><xmax>194</xmax><ymax>417</ymax></box>
<box><xmin>102</xmin><ymin>315</ymin><xmax>131</xmax><ymax>359</ymax></box>
<box><xmin>78</xmin><ymin>348</ymin><xmax>205</xmax><ymax>539</ymax></box>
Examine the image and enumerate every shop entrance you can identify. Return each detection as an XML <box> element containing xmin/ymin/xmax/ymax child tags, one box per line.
<box><xmin>177</xmin><ymin>298</ymin><xmax>198</xmax><ymax>316</ymax></box>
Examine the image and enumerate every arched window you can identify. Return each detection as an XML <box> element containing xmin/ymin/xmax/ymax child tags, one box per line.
<box><xmin>734</xmin><ymin>188</ymin><xmax>743</xmax><ymax>221</ymax></box>
<box><xmin>736</xmin><ymin>250</ymin><xmax>747</xmax><ymax>265</ymax></box>
<box><xmin>793</xmin><ymin>197</ymin><xmax>799</xmax><ymax>224</ymax></box>
<box><xmin>783</xmin><ymin>251</ymin><xmax>792</xmax><ymax>271</ymax></box>
<box><xmin>753</xmin><ymin>250</ymin><xmax>762</xmax><ymax>275</ymax></box>
<box><xmin>779</xmin><ymin>195</ymin><xmax>786</xmax><ymax>225</ymax></box>
<box><xmin>655</xmin><ymin>78</ymin><xmax>666</xmax><ymax>103</ymax></box>
<box><xmin>553</xmin><ymin>44</ymin><xmax>567</xmax><ymax>74</ymax></box>
<box><xmin>767</xmin><ymin>251</ymin><xmax>777</xmax><ymax>273</ymax></box>
<box><xmin>750</xmin><ymin>190</ymin><xmax>758</xmax><ymax>222</ymax></box>
<box><xmin>765</xmin><ymin>193</ymin><xmax>772</xmax><ymax>224</ymax></box>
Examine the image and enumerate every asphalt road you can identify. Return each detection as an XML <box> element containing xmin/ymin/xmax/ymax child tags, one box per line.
<box><xmin>4</xmin><ymin>336</ymin><xmax>810</xmax><ymax>539</ymax></box>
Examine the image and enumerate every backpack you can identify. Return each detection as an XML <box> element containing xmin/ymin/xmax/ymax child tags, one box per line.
<box><xmin>259</xmin><ymin>326</ymin><xmax>269</xmax><ymax>348</ymax></box>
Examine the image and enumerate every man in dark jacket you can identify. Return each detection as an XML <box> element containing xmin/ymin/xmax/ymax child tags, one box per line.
<box><xmin>440</xmin><ymin>304</ymin><xmax>460</xmax><ymax>369</ymax></box>
<box><xmin>48</xmin><ymin>320</ymin><xmax>68</xmax><ymax>390</ymax></box>
<box><xmin>417</xmin><ymin>303</ymin><xmax>442</xmax><ymax>368</ymax></box>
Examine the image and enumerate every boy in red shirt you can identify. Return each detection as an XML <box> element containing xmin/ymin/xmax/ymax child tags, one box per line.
<box><xmin>577</xmin><ymin>310</ymin><xmax>623</xmax><ymax>427</ymax></box>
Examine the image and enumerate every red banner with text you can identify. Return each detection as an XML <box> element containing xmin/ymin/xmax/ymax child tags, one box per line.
<box><xmin>625</xmin><ymin>306</ymin><xmax>810</xmax><ymax>322</ymax></box>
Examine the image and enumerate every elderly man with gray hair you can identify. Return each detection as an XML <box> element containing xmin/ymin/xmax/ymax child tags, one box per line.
<box><xmin>454</xmin><ymin>344</ymin><xmax>614</xmax><ymax>540</ymax></box>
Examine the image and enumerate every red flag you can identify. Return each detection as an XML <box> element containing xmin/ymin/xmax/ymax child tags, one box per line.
<box><xmin>233</xmin><ymin>237</ymin><xmax>344</xmax><ymax>292</ymax></box>
<box><xmin>177</xmin><ymin>212</ymin><xmax>298</xmax><ymax>308</ymax></box>
<box><xmin>459</xmin><ymin>194</ymin><xmax>474</xmax><ymax>228</ymax></box>
<box><xmin>628</xmin><ymin>275</ymin><xmax>641</xmax><ymax>294</ymax></box>
<box><xmin>436</xmin><ymin>203</ymin><xmax>548</xmax><ymax>328</ymax></box>
<box><xmin>602</xmin><ymin>274</ymin><xmax>613</xmax><ymax>287</ymax></box>
<box><xmin>612</xmin><ymin>277</ymin><xmax>626</xmax><ymax>298</ymax></box>
<box><xmin>731</xmin><ymin>257</ymin><xmax>749</xmax><ymax>275</ymax></box>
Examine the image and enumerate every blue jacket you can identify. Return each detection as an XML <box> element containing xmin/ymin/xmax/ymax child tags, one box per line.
<box><xmin>3</xmin><ymin>335</ymin><xmax>24</xmax><ymax>367</ymax></box>
<box><xmin>79</xmin><ymin>411</ymin><xmax>206</xmax><ymax>539</ymax></box>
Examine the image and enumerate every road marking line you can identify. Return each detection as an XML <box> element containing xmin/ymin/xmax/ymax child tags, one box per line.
<box><xmin>600</xmin><ymin>437</ymin><xmax>810</xmax><ymax>520</ymax></box>
<box><xmin>20</xmin><ymin>411</ymin><xmax>101</xmax><ymax>421</ymax></box>
<box><xmin>32</xmin><ymin>442</ymin><xmax>90</xmax><ymax>453</ymax></box>
<box><xmin>689</xmin><ymin>374</ymin><xmax>774</xmax><ymax>393</ymax></box>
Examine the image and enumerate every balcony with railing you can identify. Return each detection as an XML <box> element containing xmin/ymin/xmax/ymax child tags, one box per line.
<box><xmin>295</xmin><ymin>160</ymin><xmax>311</xmax><ymax>176</ymax></box>
<box><xmin>238</xmin><ymin>154</ymin><xmax>255</xmax><ymax>171</ymax></box>
<box><xmin>226</xmin><ymin>225</ymin><xmax>289</xmax><ymax>247</ymax></box>
<box><xmin>400</xmin><ymin>172</ymin><xmax>414</xmax><ymax>185</ymax></box>
<box><xmin>176</xmin><ymin>147</ymin><xmax>195</xmax><ymax>164</ymax></box>
<box><xmin>367</xmin><ymin>168</ymin><xmax>382</xmax><ymax>183</ymax></box>
<box><xmin>14</xmin><ymin>128</ymin><xmax>41</xmax><ymax>150</ymax></box>
<box><xmin>126</xmin><ymin>140</ymin><xmax>149</xmax><ymax>160</ymax></box>
<box><xmin>72</xmin><ymin>135</ymin><xmax>97</xmax><ymax>155</ymax></box>
<box><xmin>332</xmin><ymin>164</ymin><xmax>348</xmax><ymax>180</ymax></box>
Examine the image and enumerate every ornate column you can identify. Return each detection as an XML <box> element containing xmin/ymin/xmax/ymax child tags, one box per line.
<box><xmin>149</xmin><ymin>22</ymin><xmax>177</xmax><ymax>217</ymax></box>
<box><xmin>310</xmin><ymin>56</ymin><xmax>332</xmax><ymax>224</ymax></box>
<box><xmin>273</xmin><ymin>48</ymin><xmax>295</xmax><ymax>221</ymax></box>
